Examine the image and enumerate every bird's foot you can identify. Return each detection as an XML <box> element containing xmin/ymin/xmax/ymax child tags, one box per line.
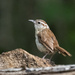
<box><xmin>46</xmin><ymin>59</ymin><xmax>56</xmax><ymax>66</ymax></box>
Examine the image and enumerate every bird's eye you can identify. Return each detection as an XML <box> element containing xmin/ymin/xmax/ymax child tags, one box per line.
<box><xmin>38</xmin><ymin>22</ymin><xmax>40</xmax><ymax>24</ymax></box>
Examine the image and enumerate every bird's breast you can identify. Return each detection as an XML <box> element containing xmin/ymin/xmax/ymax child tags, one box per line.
<box><xmin>35</xmin><ymin>35</ymin><xmax>49</xmax><ymax>53</ymax></box>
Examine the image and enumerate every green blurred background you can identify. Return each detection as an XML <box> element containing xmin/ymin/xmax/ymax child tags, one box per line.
<box><xmin>0</xmin><ymin>0</ymin><xmax>75</xmax><ymax>64</ymax></box>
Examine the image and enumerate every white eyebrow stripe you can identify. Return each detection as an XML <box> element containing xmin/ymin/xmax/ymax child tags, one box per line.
<box><xmin>40</xmin><ymin>21</ymin><xmax>49</xmax><ymax>28</ymax></box>
<box><xmin>40</xmin><ymin>21</ymin><xmax>47</xmax><ymax>26</ymax></box>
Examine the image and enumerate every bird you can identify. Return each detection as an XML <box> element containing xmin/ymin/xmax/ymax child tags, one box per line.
<box><xmin>29</xmin><ymin>19</ymin><xmax>71</xmax><ymax>60</ymax></box>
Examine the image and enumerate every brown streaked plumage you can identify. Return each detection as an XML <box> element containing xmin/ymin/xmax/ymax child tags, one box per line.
<box><xmin>38</xmin><ymin>28</ymin><xmax>59</xmax><ymax>53</ymax></box>
<box><xmin>29</xmin><ymin>19</ymin><xmax>72</xmax><ymax>60</ymax></box>
<box><xmin>38</xmin><ymin>28</ymin><xmax>71</xmax><ymax>56</ymax></box>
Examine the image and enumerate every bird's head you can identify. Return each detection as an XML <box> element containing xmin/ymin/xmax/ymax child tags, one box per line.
<box><xmin>29</xmin><ymin>19</ymin><xmax>49</xmax><ymax>33</ymax></box>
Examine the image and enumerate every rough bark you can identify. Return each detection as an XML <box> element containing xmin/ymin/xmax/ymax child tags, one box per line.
<box><xmin>0</xmin><ymin>48</ymin><xmax>52</xmax><ymax>70</ymax></box>
<box><xmin>0</xmin><ymin>48</ymin><xmax>75</xmax><ymax>75</ymax></box>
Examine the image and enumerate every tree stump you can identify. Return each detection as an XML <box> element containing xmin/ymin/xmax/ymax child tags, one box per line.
<box><xmin>0</xmin><ymin>48</ymin><xmax>74</xmax><ymax>75</ymax></box>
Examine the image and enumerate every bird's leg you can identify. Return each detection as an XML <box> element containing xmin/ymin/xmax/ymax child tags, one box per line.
<box><xmin>42</xmin><ymin>53</ymin><xmax>48</xmax><ymax>59</ymax></box>
<box><xmin>50</xmin><ymin>54</ymin><xmax>54</xmax><ymax>61</ymax></box>
<box><xmin>50</xmin><ymin>51</ymin><xmax>57</xmax><ymax>61</ymax></box>
<box><xmin>49</xmin><ymin>53</ymin><xmax>56</xmax><ymax>66</ymax></box>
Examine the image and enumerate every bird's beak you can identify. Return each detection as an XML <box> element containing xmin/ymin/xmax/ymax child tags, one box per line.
<box><xmin>28</xmin><ymin>19</ymin><xmax>35</xmax><ymax>24</ymax></box>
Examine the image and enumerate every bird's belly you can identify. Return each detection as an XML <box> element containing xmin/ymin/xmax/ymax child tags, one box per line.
<box><xmin>35</xmin><ymin>38</ymin><xmax>49</xmax><ymax>53</ymax></box>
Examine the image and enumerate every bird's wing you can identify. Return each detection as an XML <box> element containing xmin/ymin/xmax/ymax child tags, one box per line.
<box><xmin>38</xmin><ymin>28</ymin><xmax>59</xmax><ymax>53</ymax></box>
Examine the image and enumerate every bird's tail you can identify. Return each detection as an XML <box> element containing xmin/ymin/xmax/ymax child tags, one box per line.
<box><xmin>56</xmin><ymin>46</ymin><xmax>72</xmax><ymax>56</ymax></box>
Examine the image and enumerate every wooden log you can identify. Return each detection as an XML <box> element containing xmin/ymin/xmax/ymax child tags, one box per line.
<box><xmin>0</xmin><ymin>48</ymin><xmax>52</xmax><ymax>69</ymax></box>
<box><xmin>0</xmin><ymin>48</ymin><xmax>74</xmax><ymax>75</ymax></box>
